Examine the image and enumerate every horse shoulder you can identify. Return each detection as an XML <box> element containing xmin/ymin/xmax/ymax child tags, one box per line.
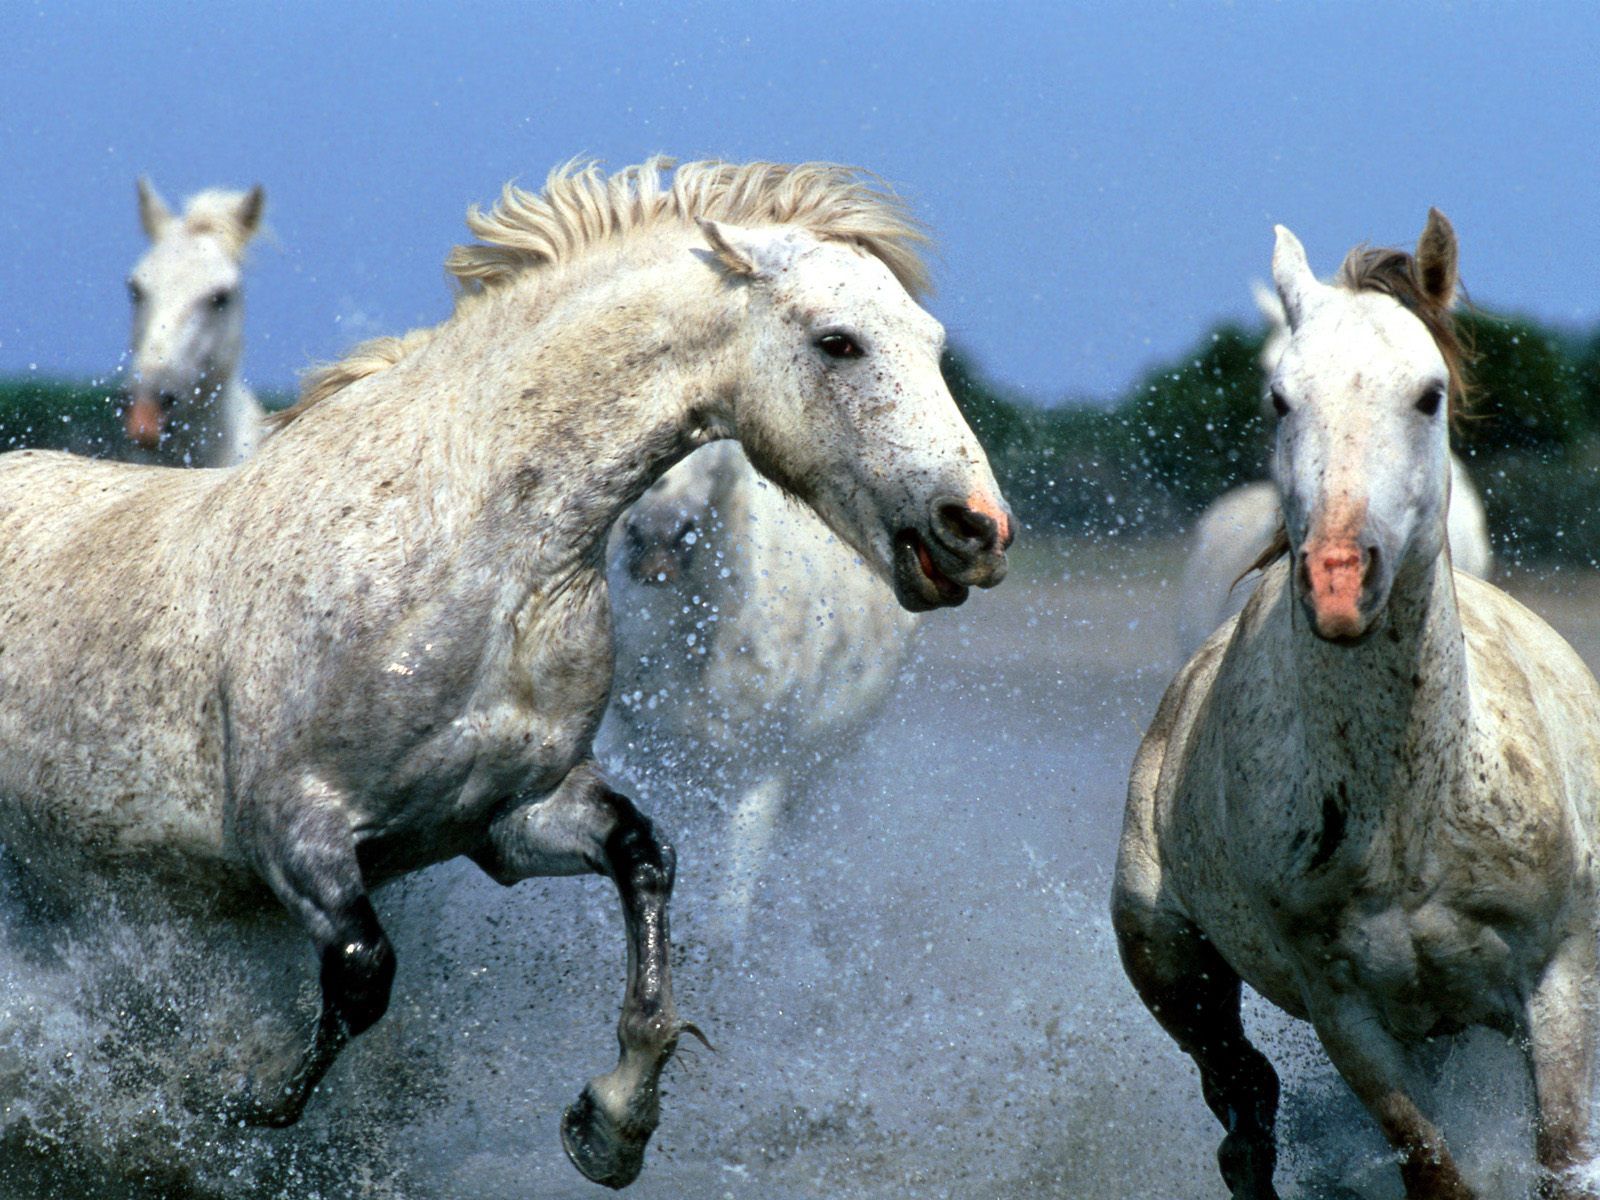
<box><xmin>1457</xmin><ymin>576</ymin><xmax>1600</xmax><ymax>883</ymax></box>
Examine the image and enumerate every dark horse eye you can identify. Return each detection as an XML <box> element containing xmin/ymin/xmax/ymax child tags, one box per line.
<box><xmin>816</xmin><ymin>332</ymin><xmax>863</xmax><ymax>360</ymax></box>
<box><xmin>1270</xmin><ymin>387</ymin><xmax>1290</xmax><ymax>417</ymax></box>
<box><xmin>128</xmin><ymin>280</ymin><xmax>144</xmax><ymax>305</ymax></box>
<box><xmin>1416</xmin><ymin>384</ymin><xmax>1445</xmax><ymax>416</ymax></box>
<box><xmin>209</xmin><ymin>289</ymin><xmax>234</xmax><ymax>311</ymax></box>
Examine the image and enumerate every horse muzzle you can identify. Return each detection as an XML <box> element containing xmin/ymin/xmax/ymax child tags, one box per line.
<box><xmin>124</xmin><ymin>389</ymin><xmax>175</xmax><ymax>448</ymax></box>
<box><xmin>1297</xmin><ymin>536</ymin><xmax>1388</xmax><ymax>643</ymax></box>
<box><xmin>890</xmin><ymin>493</ymin><xmax>1015</xmax><ymax>612</ymax></box>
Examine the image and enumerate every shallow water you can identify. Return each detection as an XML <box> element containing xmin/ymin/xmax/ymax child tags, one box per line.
<box><xmin>3</xmin><ymin>541</ymin><xmax>1598</xmax><ymax>1198</ymax></box>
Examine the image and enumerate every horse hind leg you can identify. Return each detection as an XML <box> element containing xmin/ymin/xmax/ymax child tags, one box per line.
<box><xmin>474</xmin><ymin>761</ymin><xmax>703</xmax><ymax>1189</ymax></box>
<box><xmin>233</xmin><ymin>801</ymin><xmax>396</xmax><ymax>1127</ymax></box>
<box><xmin>1112</xmin><ymin>902</ymin><xmax>1281</xmax><ymax>1199</ymax></box>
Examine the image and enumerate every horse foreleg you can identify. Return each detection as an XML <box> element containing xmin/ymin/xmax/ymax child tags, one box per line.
<box><xmin>1308</xmin><ymin>992</ymin><xmax>1474</xmax><ymax>1199</ymax></box>
<box><xmin>238</xmin><ymin>801</ymin><xmax>396</xmax><ymax>1127</ymax></box>
<box><xmin>1112</xmin><ymin>901</ymin><xmax>1281</xmax><ymax>1199</ymax></box>
<box><xmin>1526</xmin><ymin>937</ymin><xmax>1599</xmax><ymax>1200</ymax></box>
<box><xmin>474</xmin><ymin>760</ymin><xmax>696</xmax><ymax>1190</ymax></box>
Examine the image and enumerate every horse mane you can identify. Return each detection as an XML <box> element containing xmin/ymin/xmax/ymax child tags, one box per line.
<box><xmin>269</xmin><ymin>157</ymin><xmax>930</xmax><ymax>433</ymax></box>
<box><xmin>180</xmin><ymin>189</ymin><xmax>264</xmax><ymax>259</ymax></box>
<box><xmin>1242</xmin><ymin>238</ymin><xmax>1472</xmax><ymax>578</ymax></box>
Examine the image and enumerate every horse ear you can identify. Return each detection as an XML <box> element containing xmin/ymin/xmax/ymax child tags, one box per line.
<box><xmin>696</xmin><ymin>219</ymin><xmax>801</xmax><ymax>282</ymax></box>
<box><xmin>236</xmin><ymin>185</ymin><xmax>266</xmax><ymax>241</ymax></box>
<box><xmin>137</xmin><ymin>177</ymin><xmax>172</xmax><ymax>241</ymax></box>
<box><xmin>1416</xmin><ymin>207</ymin><xmax>1458</xmax><ymax>308</ymax></box>
<box><xmin>1251</xmin><ymin>279</ymin><xmax>1287</xmax><ymax>334</ymax></box>
<box><xmin>1271</xmin><ymin>225</ymin><xmax>1318</xmax><ymax>328</ymax></box>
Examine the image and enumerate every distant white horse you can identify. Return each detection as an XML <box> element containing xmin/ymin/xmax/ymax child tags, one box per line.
<box><xmin>601</xmin><ymin>439</ymin><xmax>917</xmax><ymax>922</ymax></box>
<box><xmin>1175</xmin><ymin>282</ymin><xmax>1491</xmax><ymax>659</ymax></box>
<box><xmin>0</xmin><ymin>159</ymin><xmax>1011</xmax><ymax>1188</ymax></box>
<box><xmin>123</xmin><ymin>178</ymin><xmax>266</xmax><ymax>465</ymax></box>
<box><xmin>1116</xmin><ymin>211</ymin><xmax>1600</xmax><ymax>1199</ymax></box>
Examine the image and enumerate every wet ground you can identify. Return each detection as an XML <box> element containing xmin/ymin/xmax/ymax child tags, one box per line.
<box><xmin>5</xmin><ymin>538</ymin><xmax>1600</xmax><ymax>1198</ymax></box>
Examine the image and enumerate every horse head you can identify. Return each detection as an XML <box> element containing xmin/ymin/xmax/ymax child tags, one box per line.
<box><xmin>698</xmin><ymin>218</ymin><xmax>1013</xmax><ymax>613</ymax></box>
<box><xmin>1267</xmin><ymin>209</ymin><xmax>1462</xmax><ymax>643</ymax></box>
<box><xmin>125</xmin><ymin>179</ymin><xmax>264</xmax><ymax>454</ymax></box>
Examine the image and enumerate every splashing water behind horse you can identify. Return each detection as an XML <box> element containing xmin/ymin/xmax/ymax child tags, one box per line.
<box><xmin>600</xmin><ymin>440</ymin><xmax>918</xmax><ymax>926</ymax></box>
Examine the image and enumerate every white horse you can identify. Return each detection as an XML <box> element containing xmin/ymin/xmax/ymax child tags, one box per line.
<box><xmin>0</xmin><ymin>158</ymin><xmax>1011</xmax><ymax>1188</ymax></box>
<box><xmin>601</xmin><ymin>438</ymin><xmax>918</xmax><ymax>923</ymax></box>
<box><xmin>1174</xmin><ymin>281</ymin><xmax>1492</xmax><ymax>659</ymax></box>
<box><xmin>123</xmin><ymin>178</ymin><xmax>267</xmax><ymax>465</ymax></box>
<box><xmin>1115</xmin><ymin>211</ymin><xmax>1600</xmax><ymax>1199</ymax></box>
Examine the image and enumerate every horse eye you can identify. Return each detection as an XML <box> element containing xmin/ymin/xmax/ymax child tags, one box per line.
<box><xmin>816</xmin><ymin>332</ymin><xmax>863</xmax><ymax>360</ymax></box>
<box><xmin>128</xmin><ymin>281</ymin><xmax>144</xmax><ymax>305</ymax></box>
<box><xmin>1416</xmin><ymin>385</ymin><xmax>1444</xmax><ymax>416</ymax></box>
<box><xmin>1270</xmin><ymin>387</ymin><xmax>1290</xmax><ymax>418</ymax></box>
<box><xmin>209</xmin><ymin>289</ymin><xmax>234</xmax><ymax>311</ymax></box>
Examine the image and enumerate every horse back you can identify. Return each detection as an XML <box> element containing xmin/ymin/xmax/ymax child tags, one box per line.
<box><xmin>0</xmin><ymin>450</ymin><xmax>231</xmax><ymax>878</ymax></box>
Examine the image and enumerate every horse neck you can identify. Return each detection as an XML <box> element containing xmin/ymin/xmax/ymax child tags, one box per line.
<box><xmin>1290</xmin><ymin>549</ymin><xmax>1469</xmax><ymax>802</ymax></box>
<box><xmin>335</xmin><ymin>255</ymin><xmax>740</xmax><ymax>584</ymax></box>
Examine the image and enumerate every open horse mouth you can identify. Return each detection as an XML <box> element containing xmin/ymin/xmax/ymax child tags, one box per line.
<box><xmin>894</xmin><ymin>529</ymin><xmax>969</xmax><ymax>610</ymax></box>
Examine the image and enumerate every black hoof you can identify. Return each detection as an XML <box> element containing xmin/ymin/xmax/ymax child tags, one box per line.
<box><xmin>1218</xmin><ymin>1129</ymin><xmax>1279</xmax><ymax>1200</ymax></box>
<box><xmin>561</xmin><ymin>1085</ymin><xmax>651</xmax><ymax>1190</ymax></box>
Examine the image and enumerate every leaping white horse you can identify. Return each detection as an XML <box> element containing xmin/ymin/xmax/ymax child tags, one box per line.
<box><xmin>123</xmin><ymin>178</ymin><xmax>266</xmax><ymax>465</ymax></box>
<box><xmin>601</xmin><ymin>439</ymin><xmax>918</xmax><ymax>924</ymax></box>
<box><xmin>1175</xmin><ymin>281</ymin><xmax>1491</xmax><ymax>659</ymax></box>
<box><xmin>0</xmin><ymin>159</ymin><xmax>1011</xmax><ymax>1188</ymax></box>
<box><xmin>1115</xmin><ymin>210</ymin><xmax>1600</xmax><ymax>1199</ymax></box>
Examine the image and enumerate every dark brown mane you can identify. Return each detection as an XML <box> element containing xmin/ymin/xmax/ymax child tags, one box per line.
<box><xmin>1336</xmin><ymin>245</ymin><xmax>1473</xmax><ymax>418</ymax></box>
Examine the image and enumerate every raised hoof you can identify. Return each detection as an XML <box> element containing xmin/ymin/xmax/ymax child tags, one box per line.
<box><xmin>561</xmin><ymin>1085</ymin><xmax>652</xmax><ymax>1190</ymax></box>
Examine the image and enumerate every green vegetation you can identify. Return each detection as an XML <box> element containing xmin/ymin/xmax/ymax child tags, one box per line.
<box><xmin>3</xmin><ymin>310</ymin><xmax>1596</xmax><ymax>563</ymax></box>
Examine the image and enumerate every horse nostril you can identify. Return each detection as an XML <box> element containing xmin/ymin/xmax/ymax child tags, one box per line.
<box><xmin>936</xmin><ymin>501</ymin><xmax>996</xmax><ymax>549</ymax></box>
<box><xmin>158</xmin><ymin>391</ymin><xmax>180</xmax><ymax>410</ymax></box>
<box><xmin>1364</xmin><ymin>545</ymin><xmax>1380</xmax><ymax>588</ymax></box>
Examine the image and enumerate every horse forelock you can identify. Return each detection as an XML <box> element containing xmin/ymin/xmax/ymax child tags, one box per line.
<box><xmin>274</xmin><ymin>157</ymin><xmax>932</xmax><ymax>432</ymax></box>
<box><xmin>177</xmin><ymin>189</ymin><xmax>263</xmax><ymax>260</ymax></box>
<box><xmin>1335</xmin><ymin>245</ymin><xmax>1471</xmax><ymax>419</ymax></box>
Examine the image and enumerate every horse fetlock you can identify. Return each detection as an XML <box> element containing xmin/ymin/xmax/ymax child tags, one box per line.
<box><xmin>617</xmin><ymin>1005</ymin><xmax>684</xmax><ymax>1057</ymax></box>
<box><xmin>320</xmin><ymin>933</ymin><xmax>397</xmax><ymax>1036</ymax></box>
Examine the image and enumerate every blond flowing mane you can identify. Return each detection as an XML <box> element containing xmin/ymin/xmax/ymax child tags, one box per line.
<box><xmin>272</xmin><ymin>157</ymin><xmax>930</xmax><ymax>432</ymax></box>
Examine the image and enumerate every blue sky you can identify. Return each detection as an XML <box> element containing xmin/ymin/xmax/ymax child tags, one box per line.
<box><xmin>2</xmin><ymin>2</ymin><xmax>1596</xmax><ymax>404</ymax></box>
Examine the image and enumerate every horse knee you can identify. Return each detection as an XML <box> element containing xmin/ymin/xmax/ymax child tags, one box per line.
<box><xmin>603</xmin><ymin>802</ymin><xmax>676</xmax><ymax>898</ymax></box>
<box><xmin>319</xmin><ymin>897</ymin><xmax>396</xmax><ymax>1037</ymax></box>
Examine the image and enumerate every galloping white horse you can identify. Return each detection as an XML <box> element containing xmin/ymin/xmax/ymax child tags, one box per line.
<box><xmin>1115</xmin><ymin>211</ymin><xmax>1600</xmax><ymax>1199</ymax></box>
<box><xmin>601</xmin><ymin>439</ymin><xmax>918</xmax><ymax>922</ymax></box>
<box><xmin>1175</xmin><ymin>281</ymin><xmax>1492</xmax><ymax>659</ymax></box>
<box><xmin>0</xmin><ymin>159</ymin><xmax>1011</xmax><ymax>1188</ymax></box>
<box><xmin>123</xmin><ymin>178</ymin><xmax>266</xmax><ymax>465</ymax></box>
